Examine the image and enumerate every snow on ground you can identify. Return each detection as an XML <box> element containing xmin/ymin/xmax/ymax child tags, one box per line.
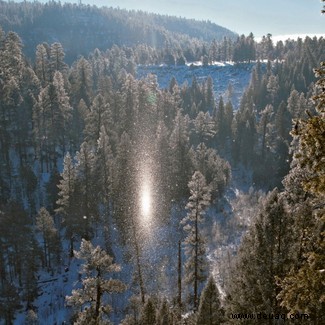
<box><xmin>137</xmin><ymin>62</ymin><xmax>257</xmax><ymax>108</ymax></box>
<box><xmin>13</xmin><ymin>164</ymin><xmax>255</xmax><ymax>324</ymax></box>
<box><xmin>13</xmin><ymin>63</ymin><xmax>257</xmax><ymax>324</ymax></box>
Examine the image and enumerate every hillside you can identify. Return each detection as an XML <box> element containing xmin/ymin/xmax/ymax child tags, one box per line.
<box><xmin>0</xmin><ymin>0</ymin><xmax>236</xmax><ymax>62</ymax></box>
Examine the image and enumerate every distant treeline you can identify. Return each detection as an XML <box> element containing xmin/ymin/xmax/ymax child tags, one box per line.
<box><xmin>0</xmin><ymin>1</ymin><xmax>323</xmax><ymax>65</ymax></box>
<box><xmin>0</xmin><ymin>0</ymin><xmax>235</xmax><ymax>62</ymax></box>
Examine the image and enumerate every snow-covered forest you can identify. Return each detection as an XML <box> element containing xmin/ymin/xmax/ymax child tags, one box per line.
<box><xmin>0</xmin><ymin>1</ymin><xmax>324</xmax><ymax>324</ymax></box>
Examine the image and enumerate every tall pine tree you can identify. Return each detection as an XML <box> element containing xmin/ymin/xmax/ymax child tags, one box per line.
<box><xmin>182</xmin><ymin>171</ymin><xmax>211</xmax><ymax>311</ymax></box>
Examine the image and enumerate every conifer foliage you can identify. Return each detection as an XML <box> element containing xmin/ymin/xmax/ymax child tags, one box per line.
<box><xmin>66</xmin><ymin>239</ymin><xmax>126</xmax><ymax>325</ymax></box>
<box><xmin>182</xmin><ymin>171</ymin><xmax>211</xmax><ymax>311</ymax></box>
<box><xmin>0</xmin><ymin>2</ymin><xmax>325</xmax><ymax>323</ymax></box>
<box><xmin>277</xmin><ymin>60</ymin><xmax>325</xmax><ymax>323</ymax></box>
<box><xmin>197</xmin><ymin>277</ymin><xmax>223</xmax><ymax>325</ymax></box>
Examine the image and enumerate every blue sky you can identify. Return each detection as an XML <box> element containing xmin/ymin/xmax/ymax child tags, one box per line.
<box><xmin>17</xmin><ymin>0</ymin><xmax>325</xmax><ymax>38</ymax></box>
<box><xmin>81</xmin><ymin>0</ymin><xmax>325</xmax><ymax>37</ymax></box>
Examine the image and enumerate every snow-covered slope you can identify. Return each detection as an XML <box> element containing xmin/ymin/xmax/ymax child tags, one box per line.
<box><xmin>137</xmin><ymin>62</ymin><xmax>256</xmax><ymax>108</ymax></box>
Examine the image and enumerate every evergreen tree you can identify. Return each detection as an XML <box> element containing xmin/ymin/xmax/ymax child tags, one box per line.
<box><xmin>232</xmin><ymin>102</ymin><xmax>256</xmax><ymax>165</ymax></box>
<box><xmin>197</xmin><ymin>277</ymin><xmax>223</xmax><ymax>325</ymax></box>
<box><xmin>140</xmin><ymin>298</ymin><xmax>157</xmax><ymax>325</ymax></box>
<box><xmin>215</xmin><ymin>96</ymin><xmax>227</xmax><ymax>146</ymax></box>
<box><xmin>95</xmin><ymin>126</ymin><xmax>113</xmax><ymax>204</ymax></box>
<box><xmin>25</xmin><ymin>309</ymin><xmax>39</xmax><ymax>325</ymax></box>
<box><xmin>70</xmin><ymin>56</ymin><xmax>93</xmax><ymax>107</ymax></box>
<box><xmin>35</xmin><ymin>43</ymin><xmax>50</xmax><ymax>86</ymax></box>
<box><xmin>257</xmin><ymin>104</ymin><xmax>273</xmax><ymax>161</ymax></box>
<box><xmin>34</xmin><ymin>70</ymin><xmax>72</xmax><ymax>169</ymax></box>
<box><xmin>278</xmin><ymin>61</ymin><xmax>325</xmax><ymax>323</ymax></box>
<box><xmin>182</xmin><ymin>171</ymin><xmax>211</xmax><ymax>311</ymax></box>
<box><xmin>287</xmin><ymin>89</ymin><xmax>301</xmax><ymax>118</ymax></box>
<box><xmin>0</xmin><ymin>31</ymin><xmax>25</xmax><ymax>180</ymax></box>
<box><xmin>66</xmin><ymin>239</ymin><xmax>126</xmax><ymax>324</ymax></box>
<box><xmin>189</xmin><ymin>143</ymin><xmax>231</xmax><ymax>200</ymax></box>
<box><xmin>75</xmin><ymin>141</ymin><xmax>98</xmax><ymax>238</ymax></box>
<box><xmin>85</xmin><ymin>94</ymin><xmax>111</xmax><ymax>146</ymax></box>
<box><xmin>49</xmin><ymin>42</ymin><xmax>67</xmax><ymax>76</ymax></box>
<box><xmin>226</xmin><ymin>190</ymin><xmax>291</xmax><ymax>318</ymax></box>
<box><xmin>194</xmin><ymin>111</ymin><xmax>215</xmax><ymax>144</ymax></box>
<box><xmin>36</xmin><ymin>207</ymin><xmax>59</xmax><ymax>269</ymax></box>
<box><xmin>0</xmin><ymin>281</ymin><xmax>21</xmax><ymax>324</ymax></box>
<box><xmin>56</xmin><ymin>152</ymin><xmax>79</xmax><ymax>257</ymax></box>
<box><xmin>156</xmin><ymin>299</ymin><xmax>171</xmax><ymax>325</ymax></box>
<box><xmin>169</xmin><ymin>109</ymin><xmax>191</xmax><ymax>199</ymax></box>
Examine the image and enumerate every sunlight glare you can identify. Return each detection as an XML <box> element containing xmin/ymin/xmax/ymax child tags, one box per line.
<box><xmin>141</xmin><ymin>184</ymin><xmax>151</xmax><ymax>218</ymax></box>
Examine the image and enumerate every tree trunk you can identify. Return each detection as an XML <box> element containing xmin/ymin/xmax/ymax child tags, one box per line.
<box><xmin>95</xmin><ymin>267</ymin><xmax>101</xmax><ymax>322</ymax></box>
<box><xmin>131</xmin><ymin>216</ymin><xmax>145</xmax><ymax>304</ymax></box>
<box><xmin>194</xmin><ymin>209</ymin><xmax>198</xmax><ymax>311</ymax></box>
<box><xmin>178</xmin><ymin>239</ymin><xmax>182</xmax><ymax>313</ymax></box>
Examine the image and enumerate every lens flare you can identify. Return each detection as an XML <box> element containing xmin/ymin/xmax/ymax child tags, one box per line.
<box><xmin>141</xmin><ymin>183</ymin><xmax>151</xmax><ymax>218</ymax></box>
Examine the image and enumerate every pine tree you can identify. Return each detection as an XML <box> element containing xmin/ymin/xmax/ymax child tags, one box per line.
<box><xmin>194</xmin><ymin>111</ymin><xmax>215</xmax><ymax>144</ymax></box>
<box><xmin>226</xmin><ymin>190</ymin><xmax>291</xmax><ymax>317</ymax></box>
<box><xmin>25</xmin><ymin>309</ymin><xmax>39</xmax><ymax>325</ymax></box>
<box><xmin>156</xmin><ymin>299</ymin><xmax>170</xmax><ymax>325</ymax></box>
<box><xmin>95</xmin><ymin>126</ymin><xmax>113</xmax><ymax>204</ymax></box>
<box><xmin>0</xmin><ymin>202</ymin><xmax>39</xmax><ymax>288</ymax></box>
<box><xmin>197</xmin><ymin>277</ymin><xmax>223</xmax><ymax>325</ymax></box>
<box><xmin>287</xmin><ymin>89</ymin><xmax>301</xmax><ymax>118</ymax></box>
<box><xmin>75</xmin><ymin>142</ymin><xmax>98</xmax><ymax>239</ymax></box>
<box><xmin>0</xmin><ymin>31</ymin><xmax>25</xmax><ymax>180</ymax></box>
<box><xmin>182</xmin><ymin>171</ymin><xmax>211</xmax><ymax>311</ymax></box>
<box><xmin>257</xmin><ymin>104</ymin><xmax>273</xmax><ymax>161</ymax></box>
<box><xmin>215</xmin><ymin>96</ymin><xmax>227</xmax><ymax>146</ymax></box>
<box><xmin>169</xmin><ymin>109</ymin><xmax>191</xmax><ymax>199</ymax></box>
<box><xmin>56</xmin><ymin>152</ymin><xmax>79</xmax><ymax>257</ymax></box>
<box><xmin>190</xmin><ymin>144</ymin><xmax>231</xmax><ymax>200</ymax></box>
<box><xmin>112</xmin><ymin>131</ymin><xmax>135</xmax><ymax>231</ymax></box>
<box><xmin>232</xmin><ymin>102</ymin><xmax>256</xmax><ymax>165</ymax></box>
<box><xmin>85</xmin><ymin>94</ymin><xmax>111</xmax><ymax>146</ymax></box>
<box><xmin>140</xmin><ymin>298</ymin><xmax>157</xmax><ymax>325</ymax></box>
<box><xmin>266</xmin><ymin>74</ymin><xmax>279</xmax><ymax>105</ymax></box>
<box><xmin>66</xmin><ymin>239</ymin><xmax>126</xmax><ymax>324</ymax></box>
<box><xmin>70</xmin><ymin>56</ymin><xmax>93</xmax><ymax>107</ymax></box>
<box><xmin>49</xmin><ymin>42</ymin><xmax>67</xmax><ymax>76</ymax></box>
<box><xmin>95</xmin><ymin>126</ymin><xmax>114</xmax><ymax>253</ymax></box>
<box><xmin>52</xmin><ymin>70</ymin><xmax>72</xmax><ymax>152</ymax></box>
<box><xmin>36</xmin><ymin>207</ymin><xmax>58</xmax><ymax>269</ymax></box>
<box><xmin>278</xmin><ymin>61</ymin><xmax>325</xmax><ymax>323</ymax></box>
<box><xmin>35</xmin><ymin>70</ymin><xmax>71</xmax><ymax>169</ymax></box>
<box><xmin>35</xmin><ymin>43</ymin><xmax>50</xmax><ymax>86</ymax></box>
<box><xmin>0</xmin><ymin>281</ymin><xmax>21</xmax><ymax>324</ymax></box>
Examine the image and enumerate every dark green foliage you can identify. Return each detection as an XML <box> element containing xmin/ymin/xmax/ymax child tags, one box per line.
<box><xmin>233</xmin><ymin>34</ymin><xmax>256</xmax><ymax>62</ymax></box>
<box><xmin>156</xmin><ymin>299</ymin><xmax>171</xmax><ymax>325</ymax></box>
<box><xmin>46</xmin><ymin>169</ymin><xmax>61</xmax><ymax>213</ymax></box>
<box><xmin>0</xmin><ymin>281</ymin><xmax>22</xmax><ymax>324</ymax></box>
<box><xmin>197</xmin><ymin>277</ymin><xmax>223</xmax><ymax>325</ymax></box>
<box><xmin>0</xmin><ymin>202</ymin><xmax>40</xmax><ymax>309</ymax></box>
<box><xmin>140</xmin><ymin>298</ymin><xmax>157</xmax><ymax>325</ymax></box>
<box><xmin>226</xmin><ymin>190</ymin><xmax>291</xmax><ymax>317</ymax></box>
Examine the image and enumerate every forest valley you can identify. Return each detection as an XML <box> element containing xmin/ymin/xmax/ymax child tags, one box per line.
<box><xmin>0</xmin><ymin>1</ymin><xmax>324</xmax><ymax>325</ymax></box>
